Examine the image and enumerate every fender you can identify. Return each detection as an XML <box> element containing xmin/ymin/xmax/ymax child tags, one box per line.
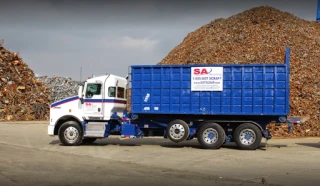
<box><xmin>197</xmin><ymin>120</ymin><xmax>264</xmax><ymax>132</ymax></box>
<box><xmin>54</xmin><ymin>115</ymin><xmax>83</xmax><ymax>135</ymax></box>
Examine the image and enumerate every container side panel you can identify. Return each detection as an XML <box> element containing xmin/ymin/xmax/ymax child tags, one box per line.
<box><xmin>130</xmin><ymin>63</ymin><xmax>289</xmax><ymax>116</ymax></box>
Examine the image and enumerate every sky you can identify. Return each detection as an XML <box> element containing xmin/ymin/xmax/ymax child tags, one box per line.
<box><xmin>0</xmin><ymin>0</ymin><xmax>319</xmax><ymax>81</ymax></box>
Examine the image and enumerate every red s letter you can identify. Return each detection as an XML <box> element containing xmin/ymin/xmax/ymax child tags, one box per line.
<box><xmin>194</xmin><ymin>69</ymin><xmax>200</xmax><ymax>74</ymax></box>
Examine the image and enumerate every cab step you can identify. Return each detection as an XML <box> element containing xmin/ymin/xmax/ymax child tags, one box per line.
<box><xmin>84</xmin><ymin>122</ymin><xmax>107</xmax><ymax>137</ymax></box>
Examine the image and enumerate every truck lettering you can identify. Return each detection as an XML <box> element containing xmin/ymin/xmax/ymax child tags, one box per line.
<box><xmin>144</xmin><ymin>93</ymin><xmax>150</xmax><ymax>102</ymax></box>
<box><xmin>144</xmin><ymin>107</ymin><xmax>150</xmax><ymax>111</ymax></box>
<box><xmin>209</xmin><ymin>77</ymin><xmax>222</xmax><ymax>80</ymax></box>
<box><xmin>194</xmin><ymin>68</ymin><xmax>209</xmax><ymax>75</ymax></box>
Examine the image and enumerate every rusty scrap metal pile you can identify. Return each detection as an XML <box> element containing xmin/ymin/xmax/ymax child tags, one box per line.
<box><xmin>0</xmin><ymin>42</ymin><xmax>81</xmax><ymax>121</ymax></box>
<box><xmin>0</xmin><ymin>41</ymin><xmax>50</xmax><ymax>121</ymax></box>
<box><xmin>158</xmin><ymin>6</ymin><xmax>320</xmax><ymax>137</ymax></box>
<box><xmin>37</xmin><ymin>76</ymin><xmax>80</xmax><ymax>103</ymax></box>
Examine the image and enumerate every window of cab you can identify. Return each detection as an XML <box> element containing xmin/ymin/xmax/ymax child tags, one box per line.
<box><xmin>117</xmin><ymin>87</ymin><xmax>125</xmax><ymax>98</ymax></box>
<box><xmin>108</xmin><ymin>86</ymin><xmax>125</xmax><ymax>99</ymax></box>
<box><xmin>85</xmin><ymin>83</ymin><xmax>102</xmax><ymax>98</ymax></box>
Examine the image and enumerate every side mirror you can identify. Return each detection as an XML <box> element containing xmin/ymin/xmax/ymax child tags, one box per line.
<box><xmin>78</xmin><ymin>86</ymin><xmax>84</xmax><ymax>104</ymax></box>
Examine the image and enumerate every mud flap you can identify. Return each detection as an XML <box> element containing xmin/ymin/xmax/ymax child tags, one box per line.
<box><xmin>263</xmin><ymin>130</ymin><xmax>272</xmax><ymax>150</ymax></box>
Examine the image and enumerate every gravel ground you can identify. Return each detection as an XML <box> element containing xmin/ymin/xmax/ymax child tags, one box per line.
<box><xmin>0</xmin><ymin>121</ymin><xmax>319</xmax><ymax>186</ymax></box>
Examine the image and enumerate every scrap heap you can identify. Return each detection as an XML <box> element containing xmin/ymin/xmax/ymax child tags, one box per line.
<box><xmin>0</xmin><ymin>41</ymin><xmax>50</xmax><ymax>121</ymax></box>
<box><xmin>37</xmin><ymin>76</ymin><xmax>80</xmax><ymax>103</ymax></box>
<box><xmin>158</xmin><ymin>6</ymin><xmax>320</xmax><ymax>137</ymax></box>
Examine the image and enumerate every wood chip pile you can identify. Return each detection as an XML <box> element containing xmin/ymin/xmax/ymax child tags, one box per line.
<box><xmin>0</xmin><ymin>41</ymin><xmax>50</xmax><ymax>121</ymax></box>
<box><xmin>158</xmin><ymin>6</ymin><xmax>320</xmax><ymax>137</ymax></box>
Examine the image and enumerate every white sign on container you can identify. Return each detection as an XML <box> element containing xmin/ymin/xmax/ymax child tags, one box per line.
<box><xmin>191</xmin><ymin>67</ymin><xmax>223</xmax><ymax>91</ymax></box>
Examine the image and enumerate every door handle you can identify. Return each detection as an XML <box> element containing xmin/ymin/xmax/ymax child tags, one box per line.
<box><xmin>98</xmin><ymin>108</ymin><xmax>101</xmax><ymax>112</ymax></box>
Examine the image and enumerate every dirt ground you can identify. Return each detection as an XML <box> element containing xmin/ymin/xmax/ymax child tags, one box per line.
<box><xmin>0</xmin><ymin>121</ymin><xmax>319</xmax><ymax>186</ymax></box>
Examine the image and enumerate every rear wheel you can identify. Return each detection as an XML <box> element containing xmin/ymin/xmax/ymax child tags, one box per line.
<box><xmin>234</xmin><ymin>123</ymin><xmax>262</xmax><ymax>150</ymax></box>
<box><xmin>197</xmin><ymin>122</ymin><xmax>225</xmax><ymax>149</ymax></box>
<box><xmin>167</xmin><ymin>119</ymin><xmax>190</xmax><ymax>143</ymax></box>
<box><xmin>58</xmin><ymin>121</ymin><xmax>83</xmax><ymax>146</ymax></box>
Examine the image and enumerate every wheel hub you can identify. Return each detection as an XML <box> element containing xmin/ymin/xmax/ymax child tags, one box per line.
<box><xmin>202</xmin><ymin>128</ymin><xmax>218</xmax><ymax>144</ymax></box>
<box><xmin>64</xmin><ymin>127</ymin><xmax>79</xmax><ymax>142</ymax></box>
<box><xmin>208</xmin><ymin>133</ymin><xmax>214</xmax><ymax>139</ymax></box>
<box><xmin>245</xmin><ymin>133</ymin><xmax>251</xmax><ymax>140</ymax></box>
<box><xmin>169</xmin><ymin>124</ymin><xmax>185</xmax><ymax>140</ymax></box>
<box><xmin>239</xmin><ymin>129</ymin><xmax>256</xmax><ymax>145</ymax></box>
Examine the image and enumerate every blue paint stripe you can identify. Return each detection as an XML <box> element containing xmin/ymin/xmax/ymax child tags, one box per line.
<box><xmin>51</xmin><ymin>96</ymin><xmax>79</xmax><ymax>107</ymax></box>
<box><xmin>84</xmin><ymin>99</ymin><xmax>127</xmax><ymax>104</ymax></box>
<box><xmin>50</xmin><ymin>97</ymin><xmax>126</xmax><ymax>108</ymax></box>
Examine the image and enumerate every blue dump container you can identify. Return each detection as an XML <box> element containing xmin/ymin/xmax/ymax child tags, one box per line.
<box><xmin>130</xmin><ymin>48</ymin><xmax>290</xmax><ymax>117</ymax></box>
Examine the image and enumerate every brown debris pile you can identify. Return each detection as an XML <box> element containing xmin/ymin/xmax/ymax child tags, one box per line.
<box><xmin>0</xmin><ymin>41</ymin><xmax>50</xmax><ymax>121</ymax></box>
<box><xmin>269</xmin><ymin>122</ymin><xmax>320</xmax><ymax>138</ymax></box>
<box><xmin>126</xmin><ymin>89</ymin><xmax>131</xmax><ymax>111</ymax></box>
<box><xmin>158</xmin><ymin>6</ymin><xmax>320</xmax><ymax>137</ymax></box>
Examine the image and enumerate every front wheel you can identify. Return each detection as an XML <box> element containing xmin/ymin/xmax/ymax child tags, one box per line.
<box><xmin>58</xmin><ymin>121</ymin><xmax>83</xmax><ymax>146</ymax></box>
<box><xmin>197</xmin><ymin>122</ymin><xmax>225</xmax><ymax>149</ymax></box>
<box><xmin>234</xmin><ymin>123</ymin><xmax>262</xmax><ymax>150</ymax></box>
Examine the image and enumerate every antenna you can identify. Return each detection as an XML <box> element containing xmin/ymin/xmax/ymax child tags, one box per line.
<box><xmin>80</xmin><ymin>66</ymin><xmax>82</xmax><ymax>83</ymax></box>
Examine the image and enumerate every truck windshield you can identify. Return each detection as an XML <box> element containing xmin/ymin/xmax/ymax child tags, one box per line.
<box><xmin>85</xmin><ymin>83</ymin><xmax>102</xmax><ymax>98</ymax></box>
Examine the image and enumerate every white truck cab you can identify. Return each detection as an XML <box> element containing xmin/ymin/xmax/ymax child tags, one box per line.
<box><xmin>80</xmin><ymin>74</ymin><xmax>127</xmax><ymax>120</ymax></box>
<box><xmin>48</xmin><ymin>74</ymin><xmax>127</xmax><ymax>139</ymax></box>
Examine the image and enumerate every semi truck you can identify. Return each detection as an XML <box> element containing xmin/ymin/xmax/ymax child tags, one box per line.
<box><xmin>48</xmin><ymin>47</ymin><xmax>306</xmax><ymax>150</ymax></box>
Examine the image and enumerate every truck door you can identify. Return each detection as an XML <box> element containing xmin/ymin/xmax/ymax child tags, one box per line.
<box><xmin>83</xmin><ymin>82</ymin><xmax>104</xmax><ymax>120</ymax></box>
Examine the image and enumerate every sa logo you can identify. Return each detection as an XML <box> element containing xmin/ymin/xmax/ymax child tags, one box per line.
<box><xmin>193</xmin><ymin>68</ymin><xmax>212</xmax><ymax>75</ymax></box>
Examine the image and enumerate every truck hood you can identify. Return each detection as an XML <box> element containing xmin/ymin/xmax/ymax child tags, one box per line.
<box><xmin>50</xmin><ymin>96</ymin><xmax>79</xmax><ymax>108</ymax></box>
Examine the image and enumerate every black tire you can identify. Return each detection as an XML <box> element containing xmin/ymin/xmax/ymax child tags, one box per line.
<box><xmin>234</xmin><ymin>123</ymin><xmax>262</xmax><ymax>150</ymax></box>
<box><xmin>166</xmin><ymin>119</ymin><xmax>190</xmax><ymax>143</ymax></box>
<box><xmin>58</xmin><ymin>121</ymin><xmax>83</xmax><ymax>146</ymax></box>
<box><xmin>197</xmin><ymin>122</ymin><xmax>225</xmax><ymax>149</ymax></box>
<box><xmin>82</xmin><ymin>138</ymin><xmax>97</xmax><ymax>144</ymax></box>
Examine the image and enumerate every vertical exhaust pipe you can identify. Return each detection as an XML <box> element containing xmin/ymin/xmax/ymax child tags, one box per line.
<box><xmin>317</xmin><ymin>0</ymin><xmax>320</xmax><ymax>22</ymax></box>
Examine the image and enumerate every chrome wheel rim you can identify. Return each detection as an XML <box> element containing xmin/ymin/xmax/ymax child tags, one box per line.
<box><xmin>239</xmin><ymin>129</ymin><xmax>256</xmax><ymax>145</ymax></box>
<box><xmin>169</xmin><ymin>124</ymin><xmax>185</xmax><ymax>140</ymax></box>
<box><xmin>64</xmin><ymin>127</ymin><xmax>79</xmax><ymax>143</ymax></box>
<box><xmin>202</xmin><ymin>128</ymin><xmax>218</xmax><ymax>144</ymax></box>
